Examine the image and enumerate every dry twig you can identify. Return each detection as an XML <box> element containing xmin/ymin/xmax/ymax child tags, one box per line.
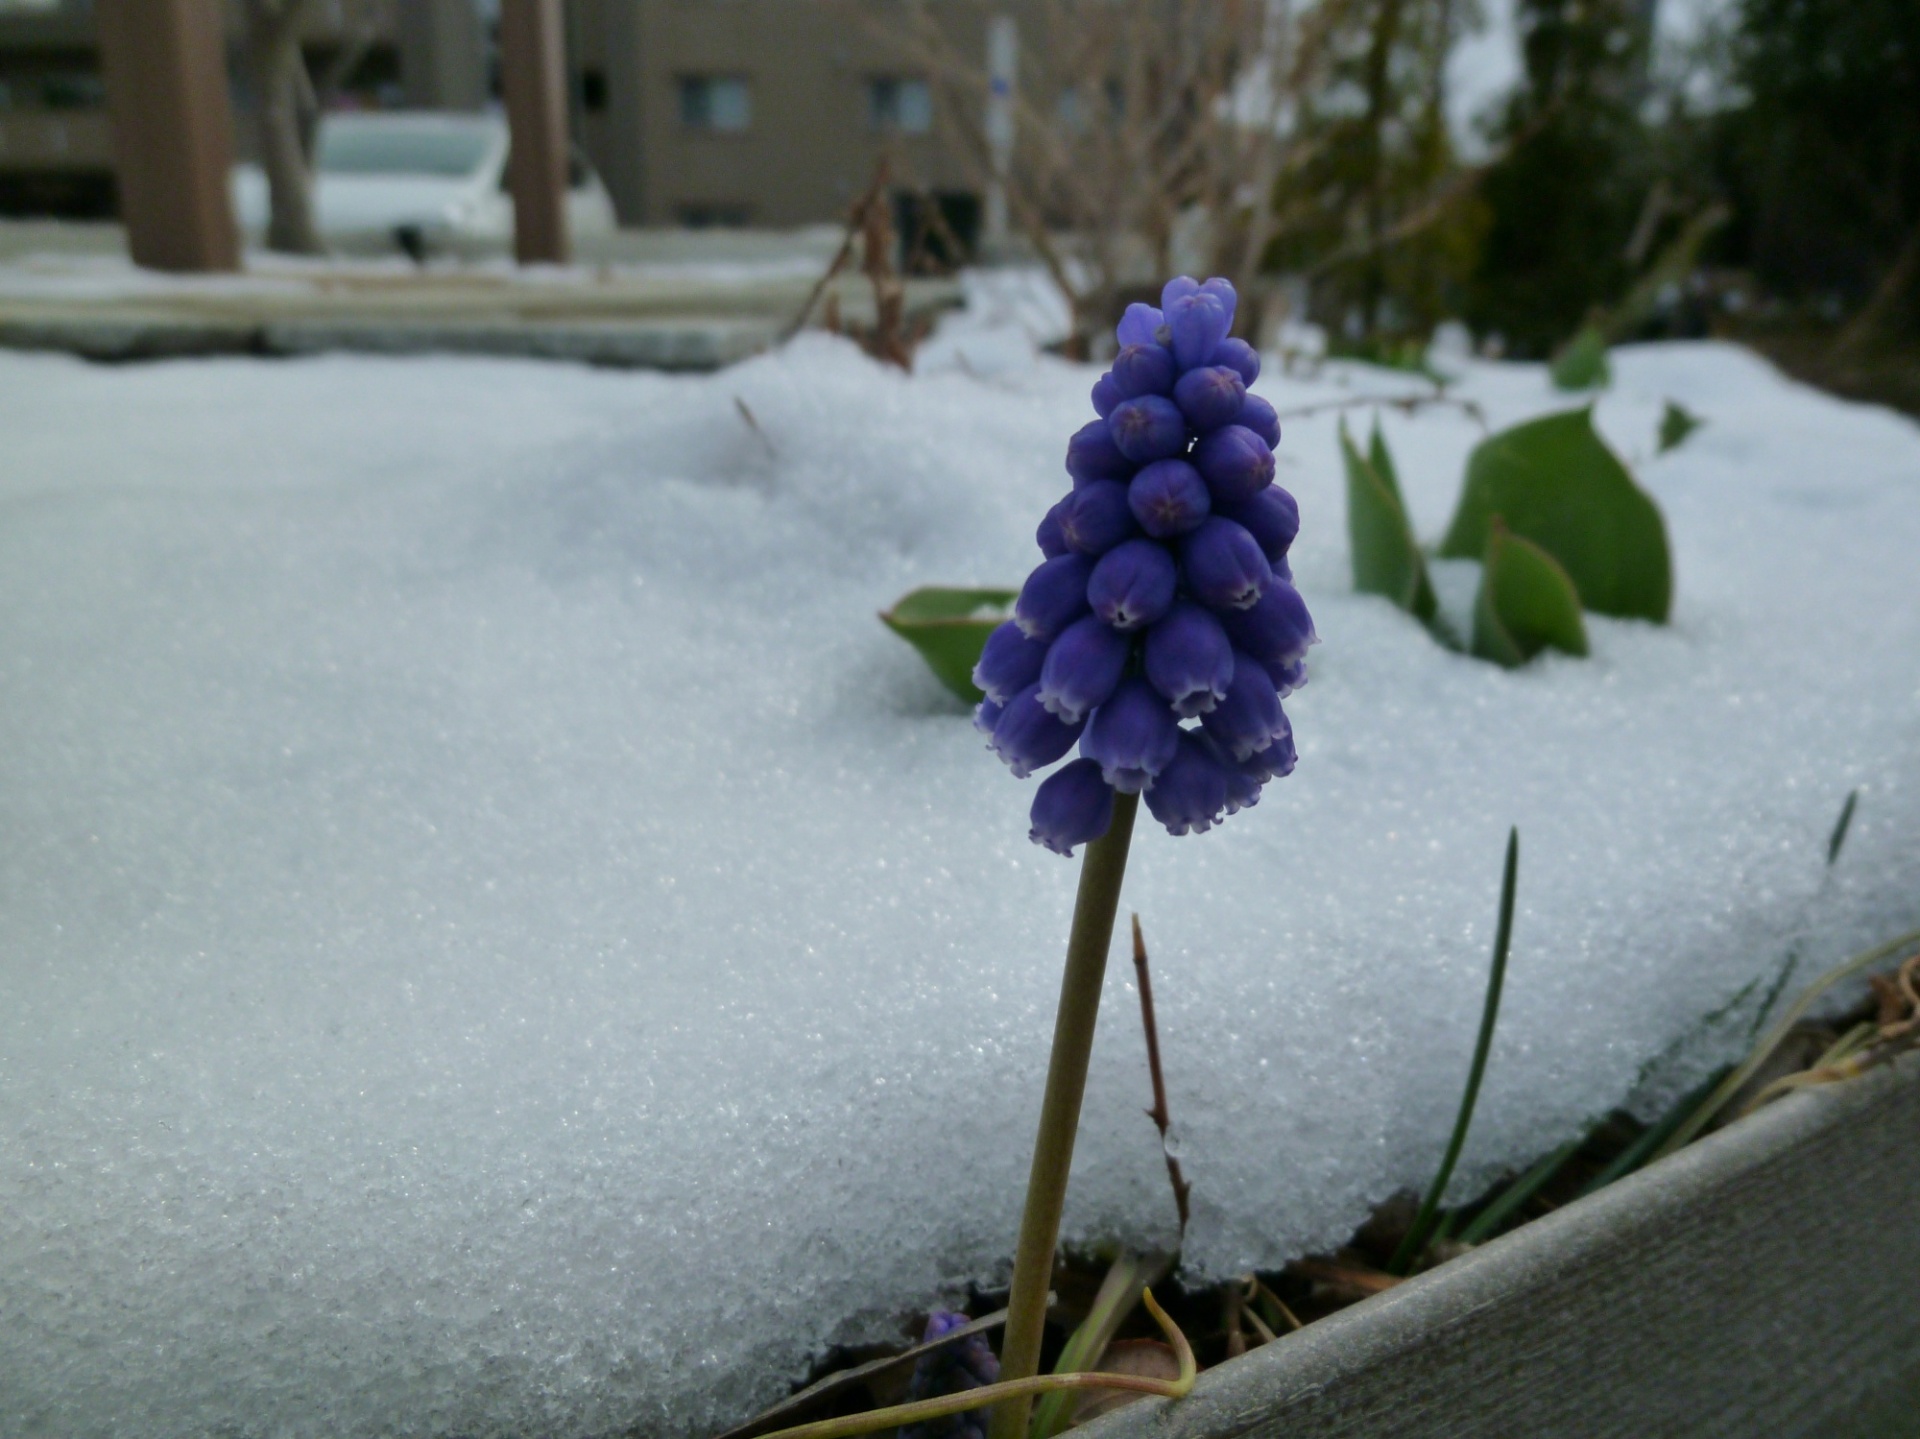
<box><xmin>1131</xmin><ymin>915</ymin><xmax>1192</xmax><ymax>1233</ymax></box>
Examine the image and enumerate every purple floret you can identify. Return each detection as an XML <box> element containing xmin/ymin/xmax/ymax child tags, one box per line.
<box><xmin>1066</xmin><ymin>418</ymin><xmax>1133</xmax><ymax>486</ymax></box>
<box><xmin>1029</xmin><ymin>758</ymin><xmax>1115</xmax><ymax>857</ymax></box>
<box><xmin>1014</xmin><ymin>553</ymin><xmax>1095</xmax><ymax>641</ymax></box>
<box><xmin>900</xmin><ymin>1311</ymin><xmax>1001</xmax><ymax>1439</ymax></box>
<box><xmin>1037</xmin><ymin>614</ymin><xmax>1132</xmax><ymax>723</ymax></box>
<box><xmin>1112</xmin><ymin>342</ymin><xmax>1178</xmax><ymax>399</ymax></box>
<box><xmin>1211</xmin><ymin>337</ymin><xmax>1261</xmax><ymax>386</ymax></box>
<box><xmin>990</xmin><ymin>683</ymin><xmax>1085</xmax><ymax>778</ymax></box>
<box><xmin>1238</xmin><ymin>392</ymin><xmax>1282</xmax><ymax>448</ymax></box>
<box><xmin>1145</xmin><ymin>600</ymin><xmax>1235</xmax><ymax>717</ymax></box>
<box><xmin>1144</xmin><ymin>732</ymin><xmax>1232</xmax><ymax>836</ymax></box>
<box><xmin>1080</xmin><ymin>676</ymin><xmax>1181</xmax><ymax>793</ymax></box>
<box><xmin>1128</xmin><ymin>458</ymin><xmax>1212</xmax><ymax>538</ymax></box>
<box><xmin>1268</xmin><ymin>656</ymin><xmax>1308</xmax><ymax>695</ymax></box>
<box><xmin>1192</xmin><ymin>424</ymin><xmax>1276</xmax><ymax>504</ymax></box>
<box><xmin>1091</xmin><ymin>371</ymin><xmax>1123</xmax><ymax>418</ymax></box>
<box><xmin>1108</xmin><ymin>394</ymin><xmax>1188</xmax><ymax>464</ymax></box>
<box><xmin>1116</xmin><ymin>301</ymin><xmax>1165</xmax><ymax>349</ymax></box>
<box><xmin>1036</xmin><ymin>498</ymin><xmax>1070</xmax><ymax>558</ymax></box>
<box><xmin>1199</xmin><ymin>647</ymin><xmax>1286</xmax><ymax>760</ymax></box>
<box><xmin>1220</xmin><ymin>579</ymin><xmax>1316</xmax><ymax>668</ymax></box>
<box><xmin>1088</xmin><ymin>537</ymin><xmax>1179</xmax><ymax>631</ymax></box>
<box><xmin>1058</xmin><ymin>479</ymin><xmax>1138</xmax><ymax>557</ymax></box>
<box><xmin>973</xmin><ymin>619</ymin><xmax>1049</xmax><ymax>705</ymax></box>
<box><xmin>1218</xmin><ymin>485</ymin><xmax>1299</xmax><ymax>562</ymax></box>
<box><xmin>1238</xmin><ymin>710</ymin><xmax>1297</xmax><ymax>781</ymax></box>
<box><xmin>1173</xmin><ymin>365</ymin><xmax>1248</xmax><ymax>432</ymax></box>
<box><xmin>1179</xmin><ymin>517</ymin><xmax>1272</xmax><ymax>611</ymax></box>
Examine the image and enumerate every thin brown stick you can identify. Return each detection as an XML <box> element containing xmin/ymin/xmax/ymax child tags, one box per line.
<box><xmin>1268</xmin><ymin>391</ymin><xmax>1487</xmax><ymax>428</ymax></box>
<box><xmin>1131</xmin><ymin>914</ymin><xmax>1191</xmax><ymax>1233</ymax></box>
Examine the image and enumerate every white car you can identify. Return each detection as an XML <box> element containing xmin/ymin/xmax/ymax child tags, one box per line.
<box><xmin>232</xmin><ymin>111</ymin><xmax>619</xmax><ymax>257</ymax></box>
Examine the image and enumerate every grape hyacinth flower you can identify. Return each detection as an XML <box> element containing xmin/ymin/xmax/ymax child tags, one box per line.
<box><xmin>898</xmin><ymin>1312</ymin><xmax>1001</xmax><ymax>1439</ymax></box>
<box><xmin>973</xmin><ymin>277</ymin><xmax>1311</xmax><ymax>1439</ymax></box>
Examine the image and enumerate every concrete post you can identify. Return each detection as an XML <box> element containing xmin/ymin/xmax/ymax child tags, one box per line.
<box><xmin>983</xmin><ymin>13</ymin><xmax>1016</xmax><ymax>249</ymax></box>
<box><xmin>499</xmin><ymin>0</ymin><xmax>570</xmax><ymax>265</ymax></box>
<box><xmin>95</xmin><ymin>0</ymin><xmax>240</xmax><ymax>273</ymax></box>
<box><xmin>398</xmin><ymin>0</ymin><xmax>487</xmax><ymax>111</ymax></box>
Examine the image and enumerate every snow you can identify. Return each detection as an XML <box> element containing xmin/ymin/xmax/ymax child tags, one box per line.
<box><xmin>1</xmin><ymin>309</ymin><xmax>1917</xmax><ymax>1438</ymax></box>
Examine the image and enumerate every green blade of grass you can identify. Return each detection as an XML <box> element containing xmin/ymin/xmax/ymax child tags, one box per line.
<box><xmin>1388</xmin><ymin>828</ymin><xmax>1519</xmax><ymax>1275</ymax></box>
<box><xmin>1456</xmin><ymin>1136</ymin><xmax>1582</xmax><ymax>1246</ymax></box>
<box><xmin>1575</xmin><ymin>1065</ymin><xmax>1731</xmax><ymax>1199</ymax></box>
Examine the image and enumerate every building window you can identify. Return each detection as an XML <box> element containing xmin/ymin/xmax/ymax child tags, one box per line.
<box><xmin>678</xmin><ymin>76</ymin><xmax>751</xmax><ymax>133</ymax></box>
<box><xmin>867</xmin><ymin>76</ymin><xmax>932</xmax><ymax>135</ymax></box>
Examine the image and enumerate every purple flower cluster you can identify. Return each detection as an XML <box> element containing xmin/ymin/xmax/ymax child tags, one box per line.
<box><xmin>974</xmin><ymin>277</ymin><xmax>1313</xmax><ymax>855</ymax></box>
<box><xmin>898</xmin><ymin>1311</ymin><xmax>1000</xmax><ymax>1439</ymax></box>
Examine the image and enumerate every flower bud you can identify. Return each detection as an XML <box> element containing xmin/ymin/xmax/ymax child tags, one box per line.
<box><xmin>1210</xmin><ymin>337</ymin><xmax>1260</xmax><ymax>386</ymax></box>
<box><xmin>972</xmin><ymin>697</ymin><xmax>1003</xmax><ymax>737</ymax></box>
<box><xmin>1108</xmin><ymin>394</ymin><xmax>1188</xmax><ymax>464</ymax></box>
<box><xmin>901</xmin><ymin>1311</ymin><xmax>1000</xmax><ymax>1439</ymax></box>
<box><xmin>1058</xmin><ymin>479</ymin><xmax>1138</xmax><ymax>556</ymax></box>
<box><xmin>1220</xmin><ymin>579</ymin><xmax>1316</xmax><ymax>668</ymax></box>
<box><xmin>1144</xmin><ymin>732</ymin><xmax>1231</xmax><ymax>836</ymax></box>
<box><xmin>1080</xmin><ymin>676</ymin><xmax>1181</xmax><ymax>793</ymax></box>
<box><xmin>990</xmin><ymin>682</ymin><xmax>1086</xmax><ymax>778</ymax></box>
<box><xmin>1161</xmin><ymin>276</ymin><xmax>1200</xmax><ymax>309</ymax></box>
<box><xmin>973</xmin><ymin>619</ymin><xmax>1049</xmax><ymax>704</ymax></box>
<box><xmin>1238</xmin><ymin>710</ymin><xmax>1297</xmax><ymax>781</ymax></box>
<box><xmin>1199</xmin><ymin>647</ymin><xmax>1286</xmax><ymax>760</ymax></box>
<box><xmin>1036</xmin><ymin>498</ymin><xmax>1070</xmax><ymax>558</ymax></box>
<box><xmin>1238</xmin><ymin>392</ymin><xmax>1281</xmax><ymax>448</ymax></box>
<box><xmin>1066</xmin><ymin>418</ymin><xmax>1133</xmax><ymax>486</ymax></box>
<box><xmin>1090</xmin><ymin>371</ymin><xmax>1123</xmax><ymax>418</ymax></box>
<box><xmin>1145</xmin><ymin>600</ymin><xmax>1235</xmax><ymax>717</ymax></box>
<box><xmin>1167</xmin><ymin>292</ymin><xmax>1232</xmax><ymax>371</ymax></box>
<box><xmin>1200</xmin><ymin>276</ymin><xmax>1239</xmax><ymax>324</ymax></box>
<box><xmin>1014</xmin><ymin>553</ymin><xmax>1095</xmax><ymax>641</ymax></box>
<box><xmin>1218</xmin><ymin>485</ymin><xmax>1299</xmax><ymax>562</ymax></box>
<box><xmin>1037</xmin><ymin>614</ymin><xmax>1132</xmax><ymax>723</ymax></box>
<box><xmin>1028</xmin><ymin>758</ymin><xmax>1115</xmax><ymax>857</ymax></box>
<box><xmin>1128</xmin><ymin>458</ymin><xmax>1211</xmax><ymax>538</ymax></box>
<box><xmin>1116</xmin><ymin>301</ymin><xmax>1165</xmax><ymax>349</ymax></box>
<box><xmin>1173</xmin><ymin>365</ymin><xmax>1247</xmax><ymax>432</ymax></box>
<box><xmin>1088</xmin><ymin>537</ymin><xmax>1178</xmax><ymax>630</ymax></box>
<box><xmin>1192</xmin><ymin>424</ymin><xmax>1275</xmax><ymax>504</ymax></box>
<box><xmin>1112</xmin><ymin>342</ymin><xmax>1177</xmax><ymax>399</ymax></box>
<box><xmin>1179</xmin><ymin>517</ymin><xmax>1272</xmax><ymax>610</ymax></box>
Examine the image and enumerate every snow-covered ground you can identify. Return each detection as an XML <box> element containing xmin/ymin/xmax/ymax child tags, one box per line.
<box><xmin>1</xmin><ymin>299</ymin><xmax>1916</xmax><ymax>1437</ymax></box>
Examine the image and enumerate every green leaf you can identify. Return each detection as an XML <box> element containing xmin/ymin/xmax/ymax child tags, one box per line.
<box><xmin>879</xmin><ymin>586</ymin><xmax>1017</xmax><ymax>702</ymax></box>
<box><xmin>1368</xmin><ymin>418</ymin><xmax>1403</xmax><ymax>500</ymax></box>
<box><xmin>1341</xmin><ymin>421</ymin><xmax>1436</xmax><ymax>621</ymax></box>
<box><xmin>1657</xmin><ymin>399</ymin><xmax>1703</xmax><ymax>453</ymax></box>
<box><xmin>1471</xmin><ymin>522</ymin><xmax>1590</xmax><ymax>666</ymax></box>
<box><xmin>1440</xmin><ymin>407</ymin><xmax>1672</xmax><ymax>623</ymax></box>
<box><xmin>1549</xmin><ymin>327</ymin><xmax>1612</xmax><ymax>391</ymax></box>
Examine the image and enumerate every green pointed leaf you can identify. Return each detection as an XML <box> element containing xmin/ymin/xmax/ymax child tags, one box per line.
<box><xmin>879</xmin><ymin>586</ymin><xmax>1017</xmax><ymax>702</ymax></box>
<box><xmin>1549</xmin><ymin>327</ymin><xmax>1611</xmax><ymax>391</ymax></box>
<box><xmin>1342</xmin><ymin>422</ymin><xmax>1436</xmax><ymax>621</ymax></box>
<box><xmin>1368</xmin><ymin>418</ymin><xmax>1403</xmax><ymax>501</ymax></box>
<box><xmin>1440</xmin><ymin>407</ymin><xmax>1672</xmax><ymax>622</ymax></box>
<box><xmin>1657</xmin><ymin>399</ymin><xmax>1703</xmax><ymax>453</ymax></box>
<box><xmin>1472</xmin><ymin>522</ymin><xmax>1590</xmax><ymax>666</ymax></box>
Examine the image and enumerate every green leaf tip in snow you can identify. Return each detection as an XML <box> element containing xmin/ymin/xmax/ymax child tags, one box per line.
<box><xmin>1657</xmin><ymin>399</ymin><xmax>1703</xmax><ymax>453</ymax></box>
<box><xmin>1471</xmin><ymin>521</ymin><xmax>1590</xmax><ymax>666</ymax></box>
<box><xmin>1440</xmin><ymin>406</ymin><xmax>1672</xmax><ymax>623</ymax></box>
<box><xmin>879</xmin><ymin>586</ymin><xmax>1018</xmax><ymax>703</ymax></box>
<box><xmin>1549</xmin><ymin>326</ymin><xmax>1611</xmax><ymax>391</ymax></box>
<box><xmin>1341</xmin><ymin>419</ymin><xmax>1436</xmax><ymax>622</ymax></box>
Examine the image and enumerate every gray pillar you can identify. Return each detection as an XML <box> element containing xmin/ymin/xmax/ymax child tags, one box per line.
<box><xmin>398</xmin><ymin>0</ymin><xmax>487</xmax><ymax>111</ymax></box>
<box><xmin>96</xmin><ymin>0</ymin><xmax>240</xmax><ymax>272</ymax></box>
<box><xmin>500</xmin><ymin>0</ymin><xmax>570</xmax><ymax>263</ymax></box>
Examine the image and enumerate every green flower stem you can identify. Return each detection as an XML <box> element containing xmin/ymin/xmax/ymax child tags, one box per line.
<box><xmin>750</xmin><ymin>1289</ymin><xmax>1193</xmax><ymax>1439</ymax></box>
<box><xmin>989</xmin><ymin>789</ymin><xmax>1141</xmax><ymax>1439</ymax></box>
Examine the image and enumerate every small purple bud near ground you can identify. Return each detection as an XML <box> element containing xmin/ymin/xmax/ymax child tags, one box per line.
<box><xmin>1028</xmin><ymin>757</ymin><xmax>1115</xmax><ymax>857</ymax></box>
<box><xmin>1210</xmin><ymin>336</ymin><xmax>1261</xmax><ymax>386</ymax></box>
<box><xmin>1218</xmin><ymin>484</ymin><xmax>1299</xmax><ymax>562</ymax></box>
<box><xmin>1238</xmin><ymin>392</ymin><xmax>1282</xmax><ymax>448</ymax></box>
<box><xmin>1066</xmin><ymin>418</ymin><xmax>1133</xmax><ymax>486</ymax></box>
<box><xmin>1058</xmin><ymin>479</ymin><xmax>1139</xmax><ymax>556</ymax></box>
<box><xmin>1088</xmin><ymin>537</ymin><xmax>1178</xmax><ymax>630</ymax></box>
<box><xmin>1220</xmin><ymin>577</ymin><xmax>1317</xmax><ymax>668</ymax></box>
<box><xmin>1112</xmin><ymin>342</ymin><xmax>1178</xmax><ymax>399</ymax></box>
<box><xmin>1080</xmin><ymin>675</ymin><xmax>1180</xmax><ymax>792</ymax></box>
<box><xmin>1128</xmin><ymin>458</ymin><xmax>1212</xmax><ymax>537</ymax></box>
<box><xmin>1145</xmin><ymin>600</ymin><xmax>1235</xmax><ymax>717</ymax></box>
<box><xmin>1014</xmin><ymin>554</ymin><xmax>1095</xmax><ymax>641</ymax></box>
<box><xmin>1036</xmin><ymin>498</ymin><xmax>1070</xmax><ymax>558</ymax></box>
<box><xmin>1090</xmin><ymin>371</ymin><xmax>1123</xmax><ymax>418</ymax></box>
<box><xmin>1179</xmin><ymin>517</ymin><xmax>1272</xmax><ymax>611</ymax></box>
<box><xmin>974</xmin><ymin>619</ymin><xmax>1050</xmax><ymax>704</ymax></box>
<box><xmin>1108</xmin><ymin>394</ymin><xmax>1188</xmax><ymax>463</ymax></box>
<box><xmin>900</xmin><ymin>1311</ymin><xmax>1000</xmax><ymax>1439</ymax></box>
<box><xmin>1037</xmin><ymin>614</ymin><xmax>1132</xmax><ymax>723</ymax></box>
<box><xmin>1199</xmin><ymin>647</ymin><xmax>1286</xmax><ymax>760</ymax></box>
<box><xmin>1172</xmin><ymin>365</ymin><xmax>1248</xmax><ymax>432</ymax></box>
<box><xmin>1192</xmin><ymin>424</ymin><xmax>1276</xmax><ymax>504</ymax></box>
<box><xmin>1116</xmin><ymin>301</ymin><xmax>1165</xmax><ymax>348</ymax></box>
<box><xmin>1144</xmin><ymin>731</ymin><xmax>1232</xmax><ymax>836</ymax></box>
<box><xmin>990</xmin><ymin>683</ymin><xmax>1086</xmax><ymax>778</ymax></box>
